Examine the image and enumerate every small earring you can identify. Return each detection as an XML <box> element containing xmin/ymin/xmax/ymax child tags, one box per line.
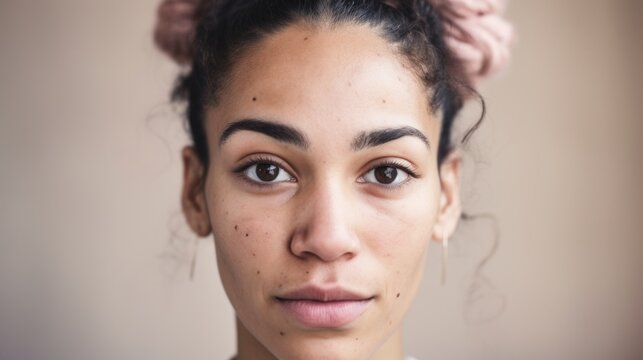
<box><xmin>190</xmin><ymin>235</ymin><xmax>199</xmax><ymax>280</ymax></box>
<box><xmin>441</xmin><ymin>229</ymin><xmax>449</xmax><ymax>286</ymax></box>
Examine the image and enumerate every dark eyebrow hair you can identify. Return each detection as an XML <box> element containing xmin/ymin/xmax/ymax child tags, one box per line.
<box><xmin>220</xmin><ymin>119</ymin><xmax>428</xmax><ymax>153</ymax></box>
<box><xmin>351</xmin><ymin>126</ymin><xmax>430</xmax><ymax>151</ymax></box>
<box><xmin>219</xmin><ymin>119</ymin><xmax>310</xmax><ymax>149</ymax></box>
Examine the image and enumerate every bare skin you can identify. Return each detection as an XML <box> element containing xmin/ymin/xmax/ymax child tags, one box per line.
<box><xmin>181</xmin><ymin>22</ymin><xmax>462</xmax><ymax>360</ymax></box>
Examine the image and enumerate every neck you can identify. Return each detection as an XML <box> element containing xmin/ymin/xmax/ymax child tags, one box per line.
<box><xmin>235</xmin><ymin>318</ymin><xmax>277</xmax><ymax>360</ymax></box>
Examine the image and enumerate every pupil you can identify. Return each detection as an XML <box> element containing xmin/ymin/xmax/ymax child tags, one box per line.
<box><xmin>256</xmin><ymin>163</ymin><xmax>279</xmax><ymax>181</ymax></box>
<box><xmin>375</xmin><ymin>166</ymin><xmax>397</xmax><ymax>184</ymax></box>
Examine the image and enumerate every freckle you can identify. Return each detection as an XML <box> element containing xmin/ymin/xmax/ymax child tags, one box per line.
<box><xmin>355</xmin><ymin>337</ymin><xmax>359</xmax><ymax>341</ymax></box>
<box><xmin>382</xmin><ymin>99</ymin><xmax>386</xmax><ymax>103</ymax></box>
<box><xmin>234</xmin><ymin>225</ymin><xmax>238</xmax><ymax>231</ymax></box>
<box><xmin>257</xmin><ymin>270</ymin><xmax>261</xmax><ymax>275</ymax></box>
<box><xmin>348</xmin><ymin>81</ymin><xmax>352</xmax><ymax>87</ymax></box>
<box><xmin>278</xmin><ymin>284</ymin><xmax>283</xmax><ymax>288</ymax></box>
<box><xmin>280</xmin><ymin>331</ymin><xmax>285</xmax><ymax>336</ymax></box>
<box><xmin>252</xmin><ymin>97</ymin><xmax>257</xmax><ymax>101</ymax></box>
<box><xmin>389</xmin><ymin>321</ymin><xmax>393</xmax><ymax>325</ymax></box>
<box><xmin>304</xmin><ymin>36</ymin><xmax>308</xmax><ymax>41</ymax></box>
<box><xmin>252</xmin><ymin>252</ymin><xmax>256</xmax><ymax>257</ymax></box>
<box><xmin>396</xmin><ymin>293</ymin><xmax>400</xmax><ymax>298</ymax></box>
<box><xmin>245</xmin><ymin>233</ymin><xmax>249</xmax><ymax>237</ymax></box>
<box><xmin>305</xmin><ymin>271</ymin><xmax>309</xmax><ymax>274</ymax></box>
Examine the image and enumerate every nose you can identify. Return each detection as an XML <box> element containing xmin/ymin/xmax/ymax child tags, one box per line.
<box><xmin>289</xmin><ymin>182</ymin><xmax>361</xmax><ymax>263</ymax></box>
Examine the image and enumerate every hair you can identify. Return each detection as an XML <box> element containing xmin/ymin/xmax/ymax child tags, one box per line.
<box><xmin>169</xmin><ymin>0</ymin><xmax>483</xmax><ymax>182</ymax></box>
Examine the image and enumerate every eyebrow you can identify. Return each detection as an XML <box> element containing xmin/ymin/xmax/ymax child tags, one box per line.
<box><xmin>219</xmin><ymin>119</ymin><xmax>310</xmax><ymax>149</ymax></box>
<box><xmin>351</xmin><ymin>126</ymin><xmax>430</xmax><ymax>151</ymax></box>
<box><xmin>219</xmin><ymin>118</ymin><xmax>430</xmax><ymax>152</ymax></box>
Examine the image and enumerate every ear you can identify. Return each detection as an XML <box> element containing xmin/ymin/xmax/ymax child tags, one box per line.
<box><xmin>431</xmin><ymin>150</ymin><xmax>462</xmax><ymax>242</ymax></box>
<box><xmin>181</xmin><ymin>146</ymin><xmax>212</xmax><ymax>237</ymax></box>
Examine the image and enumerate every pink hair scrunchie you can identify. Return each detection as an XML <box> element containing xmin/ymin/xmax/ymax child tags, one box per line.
<box><xmin>154</xmin><ymin>0</ymin><xmax>514</xmax><ymax>86</ymax></box>
<box><xmin>429</xmin><ymin>0</ymin><xmax>514</xmax><ymax>86</ymax></box>
<box><xmin>154</xmin><ymin>0</ymin><xmax>202</xmax><ymax>65</ymax></box>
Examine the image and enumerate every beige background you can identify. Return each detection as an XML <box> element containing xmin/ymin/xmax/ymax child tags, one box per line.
<box><xmin>0</xmin><ymin>0</ymin><xmax>641</xmax><ymax>359</ymax></box>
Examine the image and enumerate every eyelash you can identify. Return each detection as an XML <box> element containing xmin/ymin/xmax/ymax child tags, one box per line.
<box><xmin>359</xmin><ymin>159</ymin><xmax>420</xmax><ymax>190</ymax></box>
<box><xmin>233</xmin><ymin>155</ymin><xmax>296</xmax><ymax>188</ymax></box>
<box><xmin>233</xmin><ymin>156</ymin><xmax>419</xmax><ymax>189</ymax></box>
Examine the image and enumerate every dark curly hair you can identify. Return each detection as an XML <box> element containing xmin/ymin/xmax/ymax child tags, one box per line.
<box><xmin>168</xmin><ymin>0</ymin><xmax>483</xmax><ymax>181</ymax></box>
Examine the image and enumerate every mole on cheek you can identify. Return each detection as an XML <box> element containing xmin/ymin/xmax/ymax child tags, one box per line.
<box><xmin>279</xmin><ymin>331</ymin><xmax>286</xmax><ymax>336</ymax></box>
<box><xmin>396</xmin><ymin>293</ymin><xmax>400</xmax><ymax>298</ymax></box>
<box><xmin>252</xmin><ymin>97</ymin><xmax>257</xmax><ymax>102</ymax></box>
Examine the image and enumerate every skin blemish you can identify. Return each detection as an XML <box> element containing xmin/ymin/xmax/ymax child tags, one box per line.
<box><xmin>234</xmin><ymin>225</ymin><xmax>238</xmax><ymax>231</ymax></box>
<box><xmin>280</xmin><ymin>331</ymin><xmax>285</xmax><ymax>336</ymax></box>
<box><xmin>396</xmin><ymin>293</ymin><xmax>400</xmax><ymax>298</ymax></box>
<box><xmin>252</xmin><ymin>252</ymin><xmax>256</xmax><ymax>257</ymax></box>
<box><xmin>382</xmin><ymin>99</ymin><xmax>386</xmax><ymax>103</ymax></box>
<box><xmin>304</xmin><ymin>36</ymin><xmax>308</xmax><ymax>41</ymax></box>
<box><xmin>305</xmin><ymin>271</ymin><xmax>309</xmax><ymax>274</ymax></box>
<box><xmin>252</xmin><ymin>97</ymin><xmax>257</xmax><ymax>101</ymax></box>
<box><xmin>348</xmin><ymin>81</ymin><xmax>352</xmax><ymax>87</ymax></box>
<box><xmin>257</xmin><ymin>270</ymin><xmax>261</xmax><ymax>275</ymax></box>
<box><xmin>245</xmin><ymin>233</ymin><xmax>249</xmax><ymax>237</ymax></box>
<box><xmin>278</xmin><ymin>284</ymin><xmax>283</xmax><ymax>289</ymax></box>
<box><xmin>355</xmin><ymin>337</ymin><xmax>359</xmax><ymax>341</ymax></box>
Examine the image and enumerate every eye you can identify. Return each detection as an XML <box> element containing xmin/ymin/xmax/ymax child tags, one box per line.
<box><xmin>360</xmin><ymin>163</ymin><xmax>415</xmax><ymax>187</ymax></box>
<box><xmin>241</xmin><ymin>162</ymin><xmax>295</xmax><ymax>185</ymax></box>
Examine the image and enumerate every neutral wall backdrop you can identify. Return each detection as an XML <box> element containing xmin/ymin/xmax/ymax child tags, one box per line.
<box><xmin>1</xmin><ymin>1</ymin><xmax>641</xmax><ymax>359</ymax></box>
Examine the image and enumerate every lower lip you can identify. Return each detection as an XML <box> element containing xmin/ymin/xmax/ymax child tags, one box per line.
<box><xmin>276</xmin><ymin>298</ymin><xmax>372</xmax><ymax>328</ymax></box>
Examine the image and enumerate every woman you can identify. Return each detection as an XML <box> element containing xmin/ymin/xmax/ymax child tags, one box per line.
<box><xmin>154</xmin><ymin>0</ymin><xmax>512</xmax><ymax>358</ymax></box>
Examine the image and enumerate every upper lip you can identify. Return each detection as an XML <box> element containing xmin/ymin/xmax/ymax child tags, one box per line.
<box><xmin>275</xmin><ymin>285</ymin><xmax>373</xmax><ymax>302</ymax></box>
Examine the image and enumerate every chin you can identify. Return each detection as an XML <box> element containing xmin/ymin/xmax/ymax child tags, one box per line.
<box><xmin>268</xmin><ymin>335</ymin><xmax>377</xmax><ymax>360</ymax></box>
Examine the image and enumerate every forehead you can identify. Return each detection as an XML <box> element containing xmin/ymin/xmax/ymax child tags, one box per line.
<box><xmin>208</xmin><ymin>22</ymin><xmax>436</xmax><ymax>141</ymax></box>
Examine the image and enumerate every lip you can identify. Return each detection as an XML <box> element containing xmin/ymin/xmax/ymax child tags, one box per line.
<box><xmin>275</xmin><ymin>286</ymin><xmax>374</xmax><ymax>328</ymax></box>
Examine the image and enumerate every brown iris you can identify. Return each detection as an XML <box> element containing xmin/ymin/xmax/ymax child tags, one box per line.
<box><xmin>255</xmin><ymin>163</ymin><xmax>279</xmax><ymax>181</ymax></box>
<box><xmin>374</xmin><ymin>166</ymin><xmax>398</xmax><ymax>184</ymax></box>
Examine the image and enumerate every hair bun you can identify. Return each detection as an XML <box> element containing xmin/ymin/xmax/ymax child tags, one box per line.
<box><xmin>430</xmin><ymin>0</ymin><xmax>515</xmax><ymax>86</ymax></box>
<box><xmin>154</xmin><ymin>0</ymin><xmax>203</xmax><ymax>65</ymax></box>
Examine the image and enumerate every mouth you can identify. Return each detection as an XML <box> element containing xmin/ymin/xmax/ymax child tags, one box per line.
<box><xmin>274</xmin><ymin>286</ymin><xmax>375</xmax><ymax>328</ymax></box>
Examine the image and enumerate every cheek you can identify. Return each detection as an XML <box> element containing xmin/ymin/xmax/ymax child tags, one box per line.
<box><xmin>363</xmin><ymin>182</ymin><xmax>440</xmax><ymax>256</ymax></box>
<box><xmin>360</xmin><ymin>181</ymin><xmax>441</xmax><ymax>296</ymax></box>
<box><xmin>206</xmin><ymin>179</ymin><xmax>293</xmax><ymax>301</ymax></box>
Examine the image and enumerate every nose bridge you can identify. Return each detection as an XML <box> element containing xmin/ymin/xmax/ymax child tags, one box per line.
<box><xmin>290</xmin><ymin>176</ymin><xmax>360</xmax><ymax>262</ymax></box>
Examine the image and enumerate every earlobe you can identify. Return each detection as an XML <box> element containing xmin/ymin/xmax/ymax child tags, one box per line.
<box><xmin>431</xmin><ymin>150</ymin><xmax>462</xmax><ymax>242</ymax></box>
<box><xmin>181</xmin><ymin>146</ymin><xmax>212</xmax><ymax>237</ymax></box>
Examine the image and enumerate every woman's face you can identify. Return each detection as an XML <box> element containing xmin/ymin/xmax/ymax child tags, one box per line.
<box><xmin>182</xmin><ymin>22</ymin><xmax>461</xmax><ymax>360</ymax></box>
